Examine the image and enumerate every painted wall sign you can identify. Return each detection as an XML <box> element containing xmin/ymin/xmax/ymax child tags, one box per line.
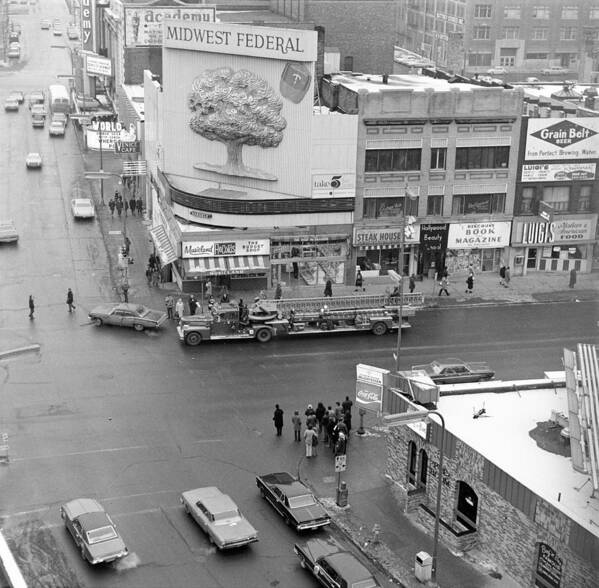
<box><xmin>164</xmin><ymin>21</ymin><xmax>318</xmax><ymax>62</ymax></box>
<box><xmin>312</xmin><ymin>173</ymin><xmax>356</xmax><ymax>198</ymax></box>
<box><xmin>526</xmin><ymin>118</ymin><xmax>599</xmax><ymax>160</ymax></box>
<box><xmin>125</xmin><ymin>7</ymin><xmax>216</xmax><ymax>47</ymax></box>
<box><xmin>521</xmin><ymin>162</ymin><xmax>596</xmax><ymax>182</ymax></box>
<box><xmin>447</xmin><ymin>222</ymin><xmax>511</xmax><ymax>249</ymax></box>
<box><xmin>182</xmin><ymin>239</ymin><xmax>270</xmax><ymax>258</ymax></box>
<box><xmin>512</xmin><ymin>218</ymin><xmax>595</xmax><ymax>245</ymax></box>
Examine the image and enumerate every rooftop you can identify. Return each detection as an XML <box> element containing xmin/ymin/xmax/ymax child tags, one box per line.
<box><xmin>437</xmin><ymin>388</ymin><xmax>598</xmax><ymax>536</ymax></box>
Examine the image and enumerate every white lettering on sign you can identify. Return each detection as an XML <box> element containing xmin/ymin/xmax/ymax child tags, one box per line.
<box><xmin>522</xmin><ymin>222</ymin><xmax>555</xmax><ymax>244</ymax></box>
<box><xmin>516</xmin><ymin>218</ymin><xmax>594</xmax><ymax>244</ymax></box>
<box><xmin>447</xmin><ymin>221</ymin><xmax>511</xmax><ymax>249</ymax></box>
<box><xmin>183</xmin><ymin>243</ymin><xmax>214</xmax><ymax>257</ymax></box>
<box><xmin>80</xmin><ymin>0</ymin><xmax>93</xmax><ymax>48</ymax></box>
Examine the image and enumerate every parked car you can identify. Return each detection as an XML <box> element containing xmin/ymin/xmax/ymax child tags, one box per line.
<box><xmin>71</xmin><ymin>198</ymin><xmax>95</xmax><ymax>218</ymax></box>
<box><xmin>51</xmin><ymin>112</ymin><xmax>68</xmax><ymax>127</ymax></box>
<box><xmin>89</xmin><ymin>303</ymin><xmax>167</xmax><ymax>331</ymax></box>
<box><xmin>7</xmin><ymin>47</ymin><xmax>20</xmax><ymax>59</ymax></box>
<box><xmin>487</xmin><ymin>66</ymin><xmax>507</xmax><ymax>75</ymax></box>
<box><xmin>31</xmin><ymin>104</ymin><xmax>47</xmax><ymax>118</ymax></box>
<box><xmin>52</xmin><ymin>26</ymin><xmax>62</xmax><ymax>36</ymax></box>
<box><xmin>31</xmin><ymin>112</ymin><xmax>45</xmax><ymax>127</ymax></box>
<box><xmin>4</xmin><ymin>97</ymin><xmax>19</xmax><ymax>111</ymax></box>
<box><xmin>180</xmin><ymin>487</ymin><xmax>259</xmax><ymax>550</ymax></box>
<box><xmin>40</xmin><ymin>19</ymin><xmax>50</xmax><ymax>29</ymax></box>
<box><xmin>0</xmin><ymin>220</ymin><xmax>18</xmax><ymax>243</ymax></box>
<box><xmin>25</xmin><ymin>152</ymin><xmax>42</xmax><ymax>169</ymax></box>
<box><xmin>9</xmin><ymin>90</ymin><xmax>24</xmax><ymax>104</ymax></box>
<box><xmin>29</xmin><ymin>90</ymin><xmax>45</xmax><ymax>109</ymax></box>
<box><xmin>294</xmin><ymin>538</ymin><xmax>381</xmax><ymax>588</ymax></box>
<box><xmin>411</xmin><ymin>358</ymin><xmax>495</xmax><ymax>384</ymax></box>
<box><xmin>60</xmin><ymin>498</ymin><xmax>129</xmax><ymax>565</ymax></box>
<box><xmin>49</xmin><ymin>120</ymin><xmax>66</xmax><ymax>136</ymax></box>
<box><xmin>541</xmin><ymin>65</ymin><xmax>569</xmax><ymax>75</ymax></box>
<box><xmin>256</xmin><ymin>472</ymin><xmax>331</xmax><ymax>531</ymax></box>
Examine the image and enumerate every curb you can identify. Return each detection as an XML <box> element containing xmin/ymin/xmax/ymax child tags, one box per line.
<box><xmin>0</xmin><ymin>345</ymin><xmax>40</xmax><ymax>360</ymax></box>
<box><xmin>0</xmin><ymin>531</ymin><xmax>27</xmax><ymax>588</ymax></box>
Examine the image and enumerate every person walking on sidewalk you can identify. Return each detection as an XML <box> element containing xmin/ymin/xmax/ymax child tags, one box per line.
<box><xmin>569</xmin><ymin>268</ymin><xmax>577</xmax><ymax>289</ymax></box>
<box><xmin>121</xmin><ymin>282</ymin><xmax>129</xmax><ymax>303</ymax></box>
<box><xmin>323</xmin><ymin>279</ymin><xmax>333</xmax><ymax>297</ymax></box>
<box><xmin>499</xmin><ymin>265</ymin><xmax>506</xmax><ymax>286</ymax></box>
<box><xmin>151</xmin><ymin>268</ymin><xmax>160</xmax><ymax>287</ymax></box>
<box><xmin>28</xmin><ymin>295</ymin><xmax>35</xmax><ymax>319</ymax></box>
<box><xmin>304</xmin><ymin>425</ymin><xmax>317</xmax><ymax>457</ymax></box>
<box><xmin>292</xmin><ymin>411</ymin><xmax>302</xmax><ymax>442</ymax></box>
<box><xmin>274</xmin><ymin>282</ymin><xmax>282</xmax><ymax>300</ymax></box>
<box><xmin>205</xmin><ymin>280</ymin><xmax>213</xmax><ymax>299</ymax></box>
<box><xmin>466</xmin><ymin>272</ymin><xmax>474</xmax><ymax>294</ymax></box>
<box><xmin>273</xmin><ymin>404</ymin><xmax>284</xmax><ymax>437</ymax></box>
<box><xmin>165</xmin><ymin>295</ymin><xmax>174</xmax><ymax>319</ymax></box>
<box><xmin>175</xmin><ymin>297</ymin><xmax>184</xmax><ymax>319</ymax></box>
<box><xmin>108</xmin><ymin>198</ymin><xmax>115</xmax><ymax>217</ymax></box>
<box><xmin>504</xmin><ymin>266</ymin><xmax>511</xmax><ymax>287</ymax></box>
<box><xmin>115</xmin><ymin>198</ymin><xmax>123</xmax><ymax>217</ymax></box>
<box><xmin>189</xmin><ymin>295</ymin><xmax>198</xmax><ymax>315</ymax></box>
<box><xmin>438</xmin><ymin>276</ymin><xmax>450</xmax><ymax>296</ymax></box>
<box><xmin>355</xmin><ymin>270</ymin><xmax>363</xmax><ymax>291</ymax></box>
<box><xmin>66</xmin><ymin>288</ymin><xmax>76</xmax><ymax>312</ymax></box>
<box><xmin>129</xmin><ymin>197</ymin><xmax>136</xmax><ymax>216</ymax></box>
<box><xmin>123</xmin><ymin>199</ymin><xmax>129</xmax><ymax>217</ymax></box>
<box><xmin>136</xmin><ymin>197</ymin><xmax>143</xmax><ymax>216</ymax></box>
<box><xmin>409</xmin><ymin>273</ymin><xmax>416</xmax><ymax>293</ymax></box>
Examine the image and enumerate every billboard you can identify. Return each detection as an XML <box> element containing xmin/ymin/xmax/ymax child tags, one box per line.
<box><xmin>521</xmin><ymin>162</ymin><xmax>596</xmax><ymax>182</ymax></box>
<box><xmin>86</xmin><ymin>54</ymin><xmax>112</xmax><ymax>77</ymax></box>
<box><xmin>526</xmin><ymin>118</ymin><xmax>599</xmax><ymax>160</ymax></box>
<box><xmin>355</xmin><ymin>364</ymin><xmax>389</xmax><ymax>414</ymax></box>
<box><xmin>312</xmin><ymin>173</ymin><xmax>355</xmax><ymax>198</ymax></box>
<box><xmin>80</xmin><ymin>0</ymin><xmax>95</xmax><ymax>51</ymax></box>
<box><xmin>162</xmin><ymin>21</ymin><xmax>317</xmax><ymax>199</ymax></box>
<box><xmin>125</xmin><ymin>7</ymin><xmax>216</xmax><ymax>47</ymax></box>
<box><xmin>447</xmin><ymin>221</ymin><xmax>511</xmax><ymax>249</ymax></box>
<box><xmin>512</xmin><ymin>217</ymin><xmax>596</xmax><ymax>245</ymax></box>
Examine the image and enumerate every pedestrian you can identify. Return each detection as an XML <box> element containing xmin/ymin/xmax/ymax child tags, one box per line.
<box><xmin>145</xmin><ymin>265</ymin><xmax>153</xmax><ymax>284</ymax></box>
<box><xmin>123</xmin><ymin>199</ymin><xmax>129</xmax><ymax>216</ymax></box>
<box><xmin>114</xmin><ymin>190</ymin><xmax>120</xmax><ymax>202</ymax></box>
<box><xmin>322</xmin><ymin>407</ymin><xmax>330</xmax><ymax>443</ymax></box>
<box><xmin>323</xmin><ymin>279</ymin><xmax>333</xmax><ymax>297</ymax></box>
<box><xmin>151</xmin><ymin>268</ymin><xmax>160</xmax><ymax>287</ymax></box>
<box><xmin>220</xmin><ymin>286</ymin><xmax>230</xmax><ymax>303</ymax></box>
<box><xmin>334</xmin><ymin>401</ymin><xmax>343</xmax><ymax>422</ymax></box>
<box><xmin>305</xmin><ymin>404</ymin><xmax>317</xmax><ymax>429</ymax></box>
<box><xmin>315</xmin><ymin>402</ymin><xmax>326</xmax><ymax>434</ymax></box>
<box><xmin>334</xmin><ymin>431</ymin><xmax>347</xmax><ymax>457</ymax></box>
<box><xmin>205</xmin><ymin>280</ymin><xmax>213</xmax><ymax>298</ymax></box>
<box><xmin>292</xmin><ymin>411</ymin><xmax>302</xmax><ymax>442</ymax></box>
<box><xmin>569</xmin><ymin>268</ymin><xmax>577</xmax><ymax>289</ymax></box>
<box><xmin>129</xmin><ymin>197</ymin><xmax>136</xmax><ymax>216</ymax></box>
<box><xmin>189</xmin><ymin>295</ymin><xmax>197</xmax><ymax>315</ymax></box>
<box><xmin>336</xmin><ymin>419</ymin><xmax>348</xmax><ymax>438</ymax></box>
<box><xmin>165</xmin><ymin>294</ymin><xmax>174</xmax><ymax>319</ymax></box>
<box><xmin>175</xmin><ymin>297</ymin><xmax>184</xmax><ymax>319</ymax></box>
<box><xmin>466</xmin><ymin>273</ymin><xmax>474</xmax><ymax>294</ymax></box>
<box><xmin>438</xmin><ymin>276</ymin><xmax>450</xmax><ymax>296</ymax></box>
<box><xmin>355</xmin><ymin>270</ymin><xmax>363</xmax><ymax>291</ymax></box>
<box><xmin>108</xmin><ymin>198</ymin><xmax>115</xmax><ymax>217</ymax></box>
<box><xmin>123</xmin><ymin>236</ymin><xmax>131</xmax><ymax>257</ymax></box>
<box><xmin>409</xmin><ymin>273</ymin><xmax>416</xmax><ymax>293</ymax></box>
<box><xmin>326</xmin><ymin>406</ymin><xmax>336</xmax><ymax>446</ymax></box>
<box><xmin>121</xmin><ymin>282</ymin><xmax>129</xmax><ymax>303</ymax></box>
<box><xmin>343</xmin><ymin>410</ymin><xmax>352</xmax><ymax>434</ymax></box>
<box><xmin>66</xmin><ymin>288</ymin><xmax>76</xmax><ymax>312</ymax></box>
<box><xmin>504</xmin><ymin>266</ymin><xmax>511</xmax><ymax>287</ymax></box>
<box><xmin>304</xmin><ymin>425</ymin><xmax>318</xmax><ymax>458</ymax></box>
<box><xmin>136</xmin><ymin>197</ymin><xmax>143</xmax><ymax>215</ymax></box>
<box><xmin>273</xmin><ymin>404</ymin><xmax>284</xmax><ymax>437</ymax></box>
<box><xmin>28</xmin><ymin>294</ymin><xmax>35</xmax><ymax>319</ymax></box>
<box><xmin>342</xmin><ymin>396</ymin><xmax>353</xmax><ymax>416</ymax></box>
<box><xmin>274</xmin><ymin>282</ymin><xmax>282</xmax><ymax>300</ymax></box>
<box><xmin>115</xmin><ymin>199</ymin><xmax>123</xmax><ymax>217</ymax></box>
<box><xmin>499</xmin><ymin>265</ymin><xmax>506</xmax><ymax>286</ymax></box>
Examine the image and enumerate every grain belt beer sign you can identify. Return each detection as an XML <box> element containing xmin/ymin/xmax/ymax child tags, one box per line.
<box><xmin>355</xmin><ymin>364</ymin><xmax>388</xmax><ymax>415</ymax></box>
<box><xmin>526</xmin><ymin>118</ymin><xmax>599</xmax><ymax>160</ymax></box>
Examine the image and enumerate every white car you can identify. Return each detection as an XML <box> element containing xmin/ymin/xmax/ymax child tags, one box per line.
<box><xmin>487</xmin><ymin>66</ymin><xmax>507</xmax><ymax>75</ymax></box>
<box><xmin>181</xmin><ymin>487</ymin><xmax>258</xmax><ymax>550</ymax></box>
<box><xmin>49</xmin><ymin>120</ymin><xmax>65</xmax><ymax>136</ymax></box>
<box><xmin>4</xmin><ymin>97</ymin><xmax>19</xmax><ymax>111</ymax></box>
<box><xmin>541</xmin><ymin>65</ymin><xmax>569</xmax><ymax>75</ymax></box>
<box><xmin>0</xmin><ymin>220</ymin><xmax>18</xmax><ymax>243</ymax></box>
<box><xmin>71</xmin><ymin>198</ymin><xmax>95</xmax><ymax>218</ymax></box>
<box><xmin>26</xmin><ymin>152</ymin><xmax>42</xmax><ymax>169</ymax></box>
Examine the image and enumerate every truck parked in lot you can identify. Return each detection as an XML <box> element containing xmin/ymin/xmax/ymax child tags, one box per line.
<box><xmin>176</xmin><ymin>292</ymin><xmax>423</xmax><ymax>346</ymax></box>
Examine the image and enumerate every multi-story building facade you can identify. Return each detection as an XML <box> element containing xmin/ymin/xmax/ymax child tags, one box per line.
<box><xmin>396</xmin><ymin>0</ymin><xmax>599</xmax><ymax>80</ymax></box>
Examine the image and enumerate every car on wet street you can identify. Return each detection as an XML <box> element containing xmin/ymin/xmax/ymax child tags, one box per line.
<box><xmin>89</xmin><ymin>302</ymin><xmax>167</xmax><ymax>331</ymax></box>
<box><xmin>411</xmin><ymin>358</ymin><xmax>495</xmax><ymax>384</ymax></box>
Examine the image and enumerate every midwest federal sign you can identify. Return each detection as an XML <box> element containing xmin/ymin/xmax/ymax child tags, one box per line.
<box><xmin>164</xmin><ymin>21</ymin><xmax>318</xmax><ymax>62</ymax></box>
<box><xmin>526</xmin><ymin>118</ymin><xmax>599</xmax><ymax>160</ymax></box>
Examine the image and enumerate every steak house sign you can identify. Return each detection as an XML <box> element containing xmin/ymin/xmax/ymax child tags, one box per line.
<box><xmin>526</xmin><ymin>118</ymin><xmax>599</xmax><ymax>160</ymax></box>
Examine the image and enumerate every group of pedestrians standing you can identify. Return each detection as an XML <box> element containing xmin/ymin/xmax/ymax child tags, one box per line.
<box><xmin>274</xmin><ymin>396</ymin><xmax>354</xmax><ymax>459</ymax></box>
<box><xmin>108</xmin><ymin>191</ymin><xmax>143</xmax><ymax>218</ymax></box>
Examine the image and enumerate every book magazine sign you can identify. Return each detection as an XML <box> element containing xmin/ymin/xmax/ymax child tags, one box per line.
<box><xmin>182</xmin><ymin>239</ymin><xmax>270</xmax><ymax>258</ymax></box>
<box><xmin>526</xmin><ymin>118</ymin><xmax>599</xmax><ymax>160</ymax></box>
<box><xmin>447</xmin><ymin>221</ymin><xmax>511</xmax><ymax>249</ymax></box>
<box><xmin>521</xmin><ymin>162</ymin><xmax>596</xmax><ymax>182</ymax></box>
<box><xmin>162</xmin><ymin>22</ymin><xmax>317</xmax><ymax>200</ymax></box>
<box><xmin>355</xmin><ymin>364</ymin><xmax>389</xmax><ymax>414</ymax></box>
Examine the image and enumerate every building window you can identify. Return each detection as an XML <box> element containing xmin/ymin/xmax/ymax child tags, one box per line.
<box><xmin>560</xmin><ymin>27</ymin><xmax>577</xmax><ymax>41</ymax></box>
<box><xmin>474</xmin><ymin>4</ymin><xmax>492</xmax><ymax>18</ymax></box>
<box><xmin>365</xmin><ymin>149</ymin><xmax>422</xmax><ymax>172</ymax></box>
<box><xmin>543</xmin><ymin>186</ymin><xmax>570</xmax><ymax>211</ymax></box>
<box><xmin>591</xmin><ymin>8</ymin><xmax>599</xmax><ymax>19</ymax></box>
<box><xmin>520</xmin><ymin>187</ymin><xmax>535</xmax><ymax>213</ymax></box>
<box><xmin>430</xmin><ymin>147</ymin><xmax>447</xmax><ymax>170</ymax></box>
<box><xmin>363</xmin><ymin>196</ymin><xmax>419</xmax><ymax>219</ymax></box>
<box><xmin>578</xmin><ymin>186</ymin><xmax>591</xmax><ymax>211</ymax></box>
<box><xmin>504</xmin><ymin>6</ymin><xmax>521</xmax><ymax>19</ymax></box>
<box><xmin>418</xmin><ymin>449</ymin><xmax>428</xmax><ymax>487</ymax></box>
<box><xmin>473</xmin><ymin>25</ymin><xmax>491</xmax><ymax>39</ymax></box>
<box><xmin>455</xmin><ymin>146</ymin><xmax>510</xmax><ymax>169</ymax></box>
<box><xmin>532</xmin><ymin>6</ymin><xmax>550</xmax><ymax>19</ymax></box>
<box><xmin>500</xmin><ymin>55</ymin><xmax>516</xmax><ymax>66</ymax></box>
<box><xmin>452</xmin><ymin>193</ymin><xmax>506</xmax><ymax>215</ymax></box>
<box><xmin>468</xmin><ymin>52</ymin><xmax>493</xmax><ymax>66</ymax></box>
<box><xmin>532</xmin><ymin>28</ymin><xmax>548</xmax><ymax>40</ymax></box>
<box><xmin>343</xmin><ymin>56</ymin><xmax>354</xmax><ymax>71</ymax></box>
<box><xmin>561</xmin><ymin>6</ymin><xmax>578</xmax><ymax>19</ymax></box>
<box><xmin>503</xmin><ymin>27</ymin><xmax>519</xmax><ymax>39</ymax></box>
<box><xmin>407</xmin><ymin>441</ymin><xmax>417</xmax><ymax>486</ymax></box>
<box><xmin>526</xmin><ymin>52</ymin><xmax>548</xmax><ymax>60</ymax></box>
<box><xmin>427</xmin><ymin>195</ymin><xmax>443</xmax><ymax>216</ymax></box>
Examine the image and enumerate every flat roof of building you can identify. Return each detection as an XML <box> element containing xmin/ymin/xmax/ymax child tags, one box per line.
<box><xmin>437</xmin><ymin>388</ymin><xmax>598</xmax><ymax>536</ymax></box>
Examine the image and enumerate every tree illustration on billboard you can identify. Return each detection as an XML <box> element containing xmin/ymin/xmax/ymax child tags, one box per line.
<box><xmin>189</xmin><ymin>67</ymin><xmax>287</xmax><ymax>181</ymax></box>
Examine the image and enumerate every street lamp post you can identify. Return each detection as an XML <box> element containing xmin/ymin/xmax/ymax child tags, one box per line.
<box><xmin>384</xmin><ymin>410</ymin><xmax>445</xmax><ymax>585</ymax></box>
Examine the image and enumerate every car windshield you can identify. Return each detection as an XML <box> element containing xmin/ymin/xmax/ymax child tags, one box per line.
<box><xmin>86</xmin><ymin>525</ymin><xmax>117</xmax><ymax>544</ymax></box>
<box><xmin>288</xmin><ymin>494</ymin><xmax>316</xmax><ymax>509</ymax></box>
<box><xmin>213</xmin><ymin>509</ymin><xmax>240</xmax><ymax>522</ymax></box>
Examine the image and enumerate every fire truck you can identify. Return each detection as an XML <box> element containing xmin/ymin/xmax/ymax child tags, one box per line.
<box><xmin>176</xmin><ymin>292</ymin><xmax>424</xmax><ymax>346</ymax></box>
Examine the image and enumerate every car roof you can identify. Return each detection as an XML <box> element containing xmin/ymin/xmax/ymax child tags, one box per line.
<box><xmin>27</xmin><ymin>152</ymin><xmax>41</xmax><ymax>157</ymax></box>
<box><xmin>78</xmin><ymin>511</ymin><xmax>112</xmax><ymax>533</ymax></box>
<box><xmin>72</xmin><ymin>199</ymin><xmax>93</xmax><ymax>205</ymax></box>
<box><xmin>326</xmin><ymin>552</ymin><xmax>375</xmax><ymax>584</ymax></box>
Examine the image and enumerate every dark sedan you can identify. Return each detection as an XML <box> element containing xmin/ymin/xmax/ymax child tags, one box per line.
<box><xmin>256</xmin><ymin>472</ymin><xmax>330</xmax><ymax>531</ymax></box>
<box><xmin>294</xmin><ymin>538</ymin><xmax>381</xmax><ymax>588</ymax></box>
<box><xmin>411</xmin><ymin>358</ymin><xmax>495</xmax><ymax>384</ymax></box>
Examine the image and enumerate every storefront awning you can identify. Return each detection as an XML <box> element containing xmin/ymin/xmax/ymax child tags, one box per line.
<box><xmin>184</xmin><ymin>257</ymin><xmax>228</xmax><ymax>275</ymax></box>
<box><xmin>150</xmin><ymin>226</ymin><xmax>178</xmax><ymax>265</ymax></box>
<box><xmin>226</xmin><ymin>255</ymin><xmax>269</xmax><ymax>275</ymax></box>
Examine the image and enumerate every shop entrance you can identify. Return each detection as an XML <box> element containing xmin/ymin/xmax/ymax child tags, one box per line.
<box><xmin>455</xmin><ymin>481</ymin><xmax>478</xmax><ymax>529</ymax></box>
<box><xmin>527</xmin><ymin>247</ymin><xmax>538</xmax><ymax>270</ymax></box>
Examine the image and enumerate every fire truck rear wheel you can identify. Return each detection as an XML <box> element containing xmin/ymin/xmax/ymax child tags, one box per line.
<box><xmin>255</xmin><ymin>328</ymin><xmax>272</xmax><ymax>343</ymax></box>
<box><xmin>371</xmin><ymin>321</ymin><xmax>388</xmax><ymax>336</ymax></box>
<box><xmin>185</xmin><ymin>332</ymin><xmax>202</xmax><ymax>346</ymax></box>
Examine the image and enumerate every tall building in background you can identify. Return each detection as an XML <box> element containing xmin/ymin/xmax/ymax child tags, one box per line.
<box><xmin>396</xmin><ymin>0</ymin><xmax>599</xmax><ymax>80</ymax></box>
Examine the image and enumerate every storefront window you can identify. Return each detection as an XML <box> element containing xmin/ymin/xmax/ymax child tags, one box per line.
<box><xmin>363</xmin><ymin>196</ymin><xmax>419</xmax><ymax>219</ymax></box>
<box><xmin>578</xmin><ymin>186</ymin><xmax>591</xmax><ymax>211</ymax></box>
<box><xmin>358</xmin><ymin>247</ymin><xmax>411</xmax><ymax>275</ymax></box>
<box><xmin>445</xmin><ymin>248</ymin><xmax>501</xmax><ymax>273</ymax></box>
<box><xmin>452</xmin><ymin>193</ymin><xmax>505</xmax><ymax>215</ymax></box>
<box><xmin>519</xmin><ymin>187</ymin><xmax>535</xmax><ymax>214</ymax></box>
